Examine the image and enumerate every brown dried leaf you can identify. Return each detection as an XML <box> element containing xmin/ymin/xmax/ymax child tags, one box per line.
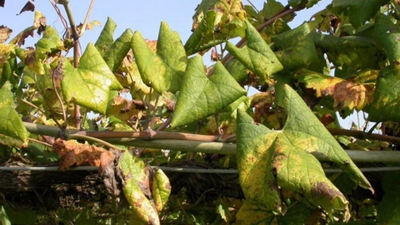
<box><xmin>329</xmin><ymin>81</ymin><xmax>371</xmax><ymax>111</ymax></box>
<box><xmin>107</xmin><ymin>96</ymin><xmax>141</xmax><ymax>122</ymax></box>
<box><xmin>0</xmin><ymin>25</ymin><xmax>12</xmax><ymax>43</ymax></box>
<box><xmin>17</xmin><ymin>1</ymin><xmax>35</xmax><ymax>15</ymax></box>
<box><xmin>100</xmin><ymin>150</ymin><xmax>121</xmax><ymax>197</ymax></box>
<box><xmin>211</xmin><ymin>48</ymin><xmax>221</xmax><ymax>61</ymax></box>
<box><xmin>53</xmin><ymin>138</ymin><xmax>107</xmax><ymax>171</ymax></box>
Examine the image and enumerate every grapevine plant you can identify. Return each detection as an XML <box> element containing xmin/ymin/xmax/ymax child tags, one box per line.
<box><xmin>1</xmin><ymin>0</ymin><xmax>400</xmax><ymax>224</ymax></box>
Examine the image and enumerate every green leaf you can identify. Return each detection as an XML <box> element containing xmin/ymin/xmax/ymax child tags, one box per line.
<box><xmin>236</xmin><ymin>202</ymin><xmax>275</xmax><ymax>225</ymax></box>
<box><xmin>119</xmin><ymin>152</ymin><xmax>160</xmax><ymax>225</ymax></box>
<box><xmin>103</xmin><ymin>29</ymin><xmax>134</xmax><ymax>72</ymax></box>
<box><xmin>236</xmin><ymin>85</ymin><xmax>372</xmax><ymax>214</ymax></box>
<box><xmin>0</xmin><ymin>205</ymin><xmax>11</xmax><ymax>225</ymax></box>
<box><xmin>289</xmin><ymin>0</ymin><xmax>321</xmax><ymax>8</ymax></box>
<box><xmin>152</xmin><ymin>169</ymin><xmax>171</xmax><ymax>211</ymax></box>
<box><xmin>261</xmin><ymin>0</ymin><xmax>285</xmax><ymax>19</ymax></box>
<box><xmin>373</xmin><ymin>13</ymin><xmax>400</xmax><ymax>64</ymax></box>
<box><xmin>171</xmin><ymin>55</ymin><xmax>246</xmax><ymax>127</ymax></box>
<box><xmin>132</xmin><ymin>22</ymin><xmax>187</xmax><ymax>93</ymax></box>
<box><xmin>226</xmin><ymin>20</ymin><xmax>283</xmax><ymax>81</ymax></box>
<box><xmin>26</xmin><ymin>26</ymin><xmax>64</xmax><ymax>75</ymax></box>
<box><xmin>313</xmin><ymin>33</ymin><xmax>381</xmax><ymax>70</ymax></box>
<box><xmin>61</xmin><ymin>43</ymin><xmax>123</xmax><ymax>114</ymax></box>
<box><xmin>377</xmin><ymin>172</ymin><xmax>400</xmax><ymax>224</ymax></box>
<box><xmin>273</xmin><ymin>23</ymin><xmax>321</xmax><ymax>71</ymax></box>
<box><xmin>95</xmin><ymin>17</ymin><xmax>117</xmax><ymax>56</ymax></box>
<box><xmin>185</xmin><ymin>11</ymin><xmax>226</xmax><ymax>55</ymax></box>
<box><xmin>280</xmin><ymin>85</ymin><xmax>371</xmax><ymax>191</ymax></box>
<box><xmin>0</xmin><ymin>83</ymin><xmax>29</xmax><ymax>147</ymax></box>
<box><xmin>277</xmin><ymin>204</ymin><xmax>310</xmax><ymax>225</ymax></box>
<box><xmin>3</xmin><ymin>205</ymin><xmax>36</xmax><ymax>225</ymax></box>
<box><xmin>368</xmin><ymin>66</ymin><xmax>400</xmax><ymax>122</ymax></box>
<box><xmin>332</xmin><ymin>0</ymin><xmax>390</xmax><ymax>28</ymax></box>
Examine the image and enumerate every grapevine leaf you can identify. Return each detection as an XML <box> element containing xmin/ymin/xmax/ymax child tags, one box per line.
<box><xmin>226</xmin><ymin>20</ymin><xmax>283</xmax><ymax>81</ymax></box>
<box><xmin>61</xmin><ymin>43</ymin><xmax>123</xmax><ymax>114</ymax></box>
<box><xmin>152</xmin><ymin>169</ymin><xmax>171</xmax><ymax>211</ymax></box>
<box><xmin>296</xmin><ymin>69</ymin><xmax>375</xmax><ymax>111</ymax></box>
<box><xmin>236</xmin><ymin>202</ymin><xmax>275</xmax><ymax>225</ymax></box>
<box><xmin>277</xmin><ymin>204</ymin><xmax>311</xmax><ymax>225</ymax></box>
<box><xmin>0</xmin><ymin>83</ymin><xmax>29</xmax><ymax>147</ymax></box>
<box><xmin>0</xmin><ymin>44</ymin><xmax>18</xmax><ymax>88</ymax></box>
<box><xmin>103</xmin><ymin>29</ymin><xmax>134</xmax><ymax>72</ymax></box>
<box><xmin>313</xmin><ymin>33</ymin><xmax>381</xmax><ymax>70</ymax></box>
<box><xmin>236</xmin><ymin>110</ymin><xmax>282</xmax><ymax>212</ymax></box>
<box><xmin>185</xmin><ymin>11</ymin><xmax>226</xmax><ymax>55</ymax></box>
<box><xmin>25</xmin><ymin>26</ymin><xmax>63</xmax><ymax>75</ymax></box>
<box><xmin>237</xmin><ymin>85</ymin><xmax>372</xmax><ymax>214</ymax></box>
<box><xmin>132</xmin><ymin>22</ymin><xmax>187</xmax><ymax>93</ymax></box>
<box><xmin>119</xmin><ymin>152</ymin><xmax>160</xmax><ymax>225</ymax></box>
<box><xmin>0</xmin><ymin>205</ymin><xmax>11</xmax><ymax>225</ymax></box>
<box><xmin>272</xmin><ymin>23</ymin><xmax>321</xmax><ymax>71</ymax></box>
<box><xmin>261</xmin><ymin>0</ymin><xmax>285</xmax><ymax>19</ymax></box>
<box><xmin>377</xmin><ymin>172</ymin><xmax>400</xmax><ymax>224</ymax></box>
<box><xmin>171</xmin><ymin>55</ymin><xmax>246</xmax><ymax>127</ymax></box>
<box><xmin>289</xmin><ymin>0</ymin><xmax>321</xmax><ymax>8</ymax></box>
<box><xmin>373</xmin><ymin>13</ymin><xmax>400</xmax><ymax>64</ymax></box>
<box><xmin>186</xmin><ymin>0</ymin><xmax>246</xmax><ymax>55</ymax></box>
<box><xmin>368</xmin><ymin>66</ymin><xmax>400</xmax><ymax>122</ymax></box>
<box><xmin>281</xmin><ymin>85</ymin><xmax>372</xmax><ymax>192</ymax></box>
<box><xmin>331</xmin><ymin>0</ymin><xmax>389</xmax><ymax>28</ymax></box>
<box><xmin>0</xmin><ymin>25</ymin><xmax>12</xmax><ymax>43</ymax></box>
<box><xmin>94</xmin><ymin>17</ymin><xmax>117</xmax><ymax>56</ymax></box>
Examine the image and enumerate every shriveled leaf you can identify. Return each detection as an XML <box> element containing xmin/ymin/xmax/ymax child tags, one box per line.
<box><xmin>17</xmin><ymin>1</ymin><xmax>35</xmax><ymax>15</ymax></box>
<box><xmin>61</xmin><ymin>43</ymin><xmax>123</xmax><ymax>114</ymax></box>
<box><xmin>132</xmin><ymin>22</ymin><xmax>187</xmax><ymax>93</ymax></box>
<box><xmin>226</xmin><ymin>20</ymin><xmax>283</xmax><ymax>80</ymax></box>
<box><xmin>0</xmin><ymin>25</ymin><xmax>12</xmax><ymax>43</ymax></box>
<box><xmin>368</xmin><ymin>66</ymin><xmax>400</xmax><ymax>121</ymax></box>
<box><xmin>52</xmin><ymin>139</ymin><xmax>107</xmax><ymax>171</ymax></box>
<box><xmin>152</xmin><ymin>169</ymin><xmax>171</xmax><ymax>211</ymax></box>
<box><xmin>377</xmin><ymin>172</ymin><xmax>400</xmax><ymax>224</ymax></box>
<box><xmin>103</xmin><ymin>29</ymin><xmax>134</xmax><ymax>72</ymax></box>
<box><xmin>237</xmin><ymin>85</ymin><xmax>372</xmax><ymax>215</ymax></box>
<box><xmin>171</xmin><ymin>55</ymin><xmax>246</xmax><ymax>127</ymax></box>
<box><xmin>119</xmin><ymin>152</ymin><xmax>160</xmax><ymax>225</ymax></box>
<box><xmin>296</xmin><ymin>69</ymin><xmax>375</xmax><ymax>110</ymax></box>
<box><xmin>0</xmin><ymin>83</ymin><xmax>29</xmax><ymax>147</ymax></box>
<box><xmin>332</xmin><ymin>0</ymin><xmax>389</xmax><ymax>28</ymax></box>
<box><xmin>106</xmin><ymin>95</ymin><xmax>141</xmax><ymax>122</ymax></box>
<box><xmin>9</xmin><ymin>11</ymin><xmax>46</xmax><ymax>46</ymax></box>
<box><xmin>236</xmin><ymin>202</ymin><xmax>275</xmax><ymax>225</ymax></box>
<box><xmin>95</xmin><ymin>17</ymin><xmax>117</xmax><ymax>56</ymax></box>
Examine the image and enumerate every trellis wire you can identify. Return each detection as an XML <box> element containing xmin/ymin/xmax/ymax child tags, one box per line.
<box><xmin>1</xmin><ymin>166</ymin><xmax>400</xmax><ymax>173</ymax></box>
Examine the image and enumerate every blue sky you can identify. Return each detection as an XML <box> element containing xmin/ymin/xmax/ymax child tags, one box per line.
<box><xmin>1</xmin><ymin>0</ymin><xmax>330</xmax><ymax>48</ymax></box>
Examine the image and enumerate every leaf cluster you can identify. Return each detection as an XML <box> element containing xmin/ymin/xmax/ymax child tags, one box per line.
<box><xmin>2</xmin><ymin>0</ymin><xmax>400</xmax><ymax>224</ymax></box>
